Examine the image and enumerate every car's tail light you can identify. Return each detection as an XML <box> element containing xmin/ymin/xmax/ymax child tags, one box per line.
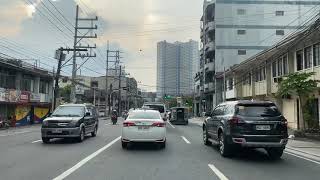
<box><xmin>228</xmin><ymin>117</ymin><xmax>244</xmax><ymax>125</ymax></box>
<box><xmin>123</xmin><ymin>121</ymin><xmax>136</xmax><ymax>127</ymax></box>
<box><xmin>152</xmin><ymin>122</ymin><xmax>165</xmax><ymax>127</ymax></box>
<box><xmin>281</xmin><ymin>117</ymin><xmax>288</xmax><ymax>126</ymax></box>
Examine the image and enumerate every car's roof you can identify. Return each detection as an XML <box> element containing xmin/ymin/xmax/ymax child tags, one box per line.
<box><xmin>220</xmin><ymin>100</ymin><xmax>274</xmax><ymax>106</ymax></box>
<box><xmin>143</xmin><ymin>103</ymin><xmax>165</xmax><ymax>106</ymax></box>
<box><xmin>59</xmin><ymin>103</ymin><xmax>94</xmax><ymax>107</ymax></box>
<box><xmin>131</xmin><ymin>109</ymin><xmax>160</xmax><ymax>113</ymax></box>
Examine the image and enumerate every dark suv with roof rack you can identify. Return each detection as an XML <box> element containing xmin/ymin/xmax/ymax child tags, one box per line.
<box><xmin>202</xmin><ymin>100</ymin><xmax>288</xmax><ymax>159</ymax></box>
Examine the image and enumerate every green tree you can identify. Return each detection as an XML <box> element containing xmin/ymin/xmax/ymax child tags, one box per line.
<box><xmin>59</xmin><ymin>85</ymin><xmax>71</xmax><ymax>102</ymax></box>
<box><xmin>277</xmin><ymin>72</ymin><xmax>319</xmax><ymax>129</ymax></box>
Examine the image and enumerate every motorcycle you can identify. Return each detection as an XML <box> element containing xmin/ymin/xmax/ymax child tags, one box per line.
<box><xmin>0</xmin><ymin>119</ymin><xmax>10</xmax><ymax>129</ymax></box>
<box><xmin>111</xmin><ymin>115</ymin><xmax>118</xmax><ymax>125</ymax></box>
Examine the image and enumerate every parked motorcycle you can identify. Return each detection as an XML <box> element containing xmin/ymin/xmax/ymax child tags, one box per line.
<box><xmin>0</xmin><ymin>119</ymin><xmax>10</xmax><ymax>129</ymax></box>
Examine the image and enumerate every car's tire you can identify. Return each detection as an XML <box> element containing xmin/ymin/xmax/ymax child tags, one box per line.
<box><xmin>77</xmin><ymin>128</ymin><xmax>85</xmax><ymax>142</ymax></box>
<box><xmin>91</xmin><ymin>125</ymin><xmax>98</xmax><ymax>137</ymax></box>
<box><xmin>267</xmin><ymin>147</ymin><xmax>284</xmax><ymax>160</ymax></box>
<box><xmin>218</xmin><ymin>132</ymin><xmax>233</xmax><ymax>157</ymax></box>
<box><xmin>42</xmin><ymin>137</ymin><xmax>50</xmax><ymax>144</ymax></box>
<box><xmin>122</xmin><ymin>141</ymin><xmax>128</xmax><ymax>149</ymax></box>
<box><xmin>203</xmin><ymin>127</ymin><xmax>211</xmax><ymax>146</ymax></box>
<box><xmin>159</xmin><ymin>140</ymin><xmax>166</xmax><ymax>149</ymax></box>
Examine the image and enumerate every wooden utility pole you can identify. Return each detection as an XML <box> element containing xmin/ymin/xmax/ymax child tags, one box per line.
<box><xmin>118</xmin><ymin>65</ymin><xmax>122</xmax><ymax>115</ymax></box>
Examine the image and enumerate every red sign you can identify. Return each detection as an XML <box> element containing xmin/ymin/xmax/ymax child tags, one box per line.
<box><xmin>19</xmin><ymin>91</ymin><xmax>29</xmax><ymax>102</ymax></box>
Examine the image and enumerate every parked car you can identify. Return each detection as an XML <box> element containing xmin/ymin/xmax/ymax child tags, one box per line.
<box><xmin>142</xmin><ymin>103</ymin><xmax>167</xmax><ymax>121</ymax></box>
<box><xmin>202</xmin><ymin>100</ymin><xmax>288</xmax><ymax>159</ymax></box>
<box><xmin>41</xmin><ymin>104</ymin><xmax>99</xmax><ymax>143</ymax></box>
<box><xmin>121</xmin><ymin>109</ymin><xmax>166</xmax><ymax>149</ymax></box>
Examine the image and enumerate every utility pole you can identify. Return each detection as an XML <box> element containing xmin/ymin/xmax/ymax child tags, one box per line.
<box><xmin>53</xmin><ymin>48</ymin><xmax>66</xmax><ymax>110</ymax></box>
<box><xmin>70</xmin><ymin>5</ymin><xmax>98</xmax><ymax>103</ymax></box>
<box><xmin>118</xmin><ymin>65</ymin><xmax>122</xmax><ymax>115</ymax></box>
<box><xmin>105</xmin><ymin>41</ymin><xmax>109</xmax><ymax>116</ymax></box>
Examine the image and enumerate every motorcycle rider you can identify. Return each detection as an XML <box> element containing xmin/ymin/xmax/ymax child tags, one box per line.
<box><xmin>111</xmin><ymin>110</ymin><xmax>118</xmax><ymax>125</ymax></box>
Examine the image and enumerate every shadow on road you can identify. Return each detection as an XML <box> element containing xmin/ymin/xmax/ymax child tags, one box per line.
<box><xmin>41</xmin><ymin>136</ymin><xmax>94</xmax><ymax>145</ymax></box>
<box><xmin>125</xmin><ymin>143</ymin><xmax>164</xmax><ymax>151</ymax></box>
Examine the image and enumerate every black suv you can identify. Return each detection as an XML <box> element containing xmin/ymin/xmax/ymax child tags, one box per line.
<box><xmin>41</xmin><ymin>104</ymin><xmax>99</xmax><ymax>143</ymax></box>
<box><xmin>203</xmin><ymin>100</ymin><xmax>288</xmax><ymax>159</ymax></box>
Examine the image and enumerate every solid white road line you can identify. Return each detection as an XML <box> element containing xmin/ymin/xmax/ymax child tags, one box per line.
<box><xmin>31</xmin><ymin>139</ymin><xmax>42</xmax><ymax>143</ymax></box>
<box><xmin>52</xmin><ymin>136</ymin><xmax>121</xmax><ymax>180</ymax></box>
<box><xmin>181</xmin><ymin>136</ymin><xmax>191</xmax><ymax>144</ymax></box>
<box><xmin>284</xmin><ymin>151</ymin><xmax>320</xmax><ymax>165</ymax></box>
<box><xmin>167</xmin><ymin>121</ymin><xmax>175</xmax><ymax>129</ymax></box>
<box><xmin>208</xmin><ymin>164</ymin><xmax>229</xmax><ymax>180</ymax></box>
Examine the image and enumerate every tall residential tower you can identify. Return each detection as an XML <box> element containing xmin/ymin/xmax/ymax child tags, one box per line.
<box><xmin>157</xmin><ymin>40</ymin><xmax>199</xmax><ymax>98</ymax></box>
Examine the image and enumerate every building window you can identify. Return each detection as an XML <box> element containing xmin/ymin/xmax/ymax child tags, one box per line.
<box><xmin>272</xmin><ymin>61</ymin><xmax>277</xmax><ymax>77</ymax></box>
<box><xmin>228</xmin><ymin>78</ymin><xmax>233</xmax><ymax>90</ymax></box>
<box><xmin>237</xmin><ymin>9</ymin><xmax>246</xmax><ymax>15</ymax></box>
<box><xmin>237</xmin><ymin>30</ymin><xmax>246</xmax><ymax>35</ymax></box>
<box><xmin>296</xmin><ymin>50</ymin><xmax>303</xmax><ymax>71</ymax></box>
<box><xmin>21</xmin><ymin>75</ymin><xmax>32</xmax><ymax>91</ymax></box>
<box><xmin>314</xmin><ymin>43</ymin><xmax>320</xmax><ymax>66</ymax></box>
<box><xmin>39</xmin><ymin>80</ymin><xmax>48</xmax><ymax>94</ymax></box>
<box><xmin>277</xmin><ymin>58</ymin><xmax>283</xmax><ymax>76</ymax></box>
<box><xmin>238</xmin><ymin>50</ymin><xmax>246</xmax><ymax>55</ymax></box>
<box><xmin>256</xmin><ymin>67</ymin><xmax>266</xmax><ymax>82</ymax></box>
<box><xmin>304</xmin><ymin>46</ymin><xmax>312</xmax><ymax>69</ymax></box>
<box><xmin>283</xmin><ymin>55</ymin><xmax>288</xmax><ymax>75</ymax></box>
<box><xmin>276</xmin><ymin>30</ymin><xmax>284</xmax><ymax>36</ymax></box>
<box><xmin>244</xmin><ymin>73</ymin><xmax>251</xmax><ymax>85</ymax></box>
<box><xmin>275</xmin><ymin>11</ymin><xmax>284</xmax><ymax>16</ymax></box>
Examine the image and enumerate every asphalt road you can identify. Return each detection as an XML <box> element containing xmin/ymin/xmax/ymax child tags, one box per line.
<box><xmin>0</xmin><ymin>118</ymin><xmax>319</xmax><ymax>180</ymax></box>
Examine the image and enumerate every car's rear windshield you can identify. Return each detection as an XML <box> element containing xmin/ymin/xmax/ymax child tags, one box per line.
<box><xmin>236</xmin><ymin>104</ymin><xmax>281</xmax><ymax>117</ymax></box>
<box><xmin>143</xmin><ymin>105</ymin><xmax>165</xmax><ymax>113</ymax></box>
<box><xmin>128</xmin><ymin>111</ymin><xmax>161</xmax><ymax>119</ymax></box>
<box><xmin>52</xmin><ymin>106</ymin><xmax>85</xmax><ymax>117</ymax></box>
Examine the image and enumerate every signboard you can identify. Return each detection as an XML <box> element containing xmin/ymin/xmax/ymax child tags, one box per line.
<box><xmin>75</xmin><ymin>85</ymin><xmax>85</xmax><ymax>95</ymax></box>
<box><xmin>19</xmin><ymin>91</ymin><xmax>29</xmax><ymax>102</ymax></box>
<box><xmin>0</xmin><ymin>88</ymin><xmax>6</xmax><ymax>101</ymax></box>
<box><xmin>30</xmin><ymin>93</ymin><xmax>41</xmax><ymax>102</ymax></box>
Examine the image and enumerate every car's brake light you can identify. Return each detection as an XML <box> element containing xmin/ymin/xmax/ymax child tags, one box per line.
<box><xmin>123</xmin><ymin>121</ymin><xmax>136</xmax><ymax>127</ymax></box>
<box><xmin>281</xmin><ymin>117</ymin><xmax>288</xmax><ymax>126</ymax></box>
<box><xmin>229</xmin><ymin>117</ymin><xmax>244</xmax><ymax>125</ymax></box>
<box><xmin>152</xmin><ymin>122</ymin><xmax>165</xmax><ymax>127</ymax></box>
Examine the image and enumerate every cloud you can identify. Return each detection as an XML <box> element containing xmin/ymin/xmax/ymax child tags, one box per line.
<box><xmin>0</xmin><ymin>1</ymin><xmax>33</xmax><ymax>37</ymax></box>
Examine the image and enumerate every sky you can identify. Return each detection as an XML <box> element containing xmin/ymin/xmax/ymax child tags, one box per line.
<box><xmin>0</xmin><ymin>0</ymin><xmax>203</xmax><ymax>91</ymax></box>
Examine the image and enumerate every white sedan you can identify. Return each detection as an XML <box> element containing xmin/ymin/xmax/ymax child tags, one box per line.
<box><xmin>121</xmin><ymin>109</ymin><xmax>166</xmax><ymax>149</ymax></box>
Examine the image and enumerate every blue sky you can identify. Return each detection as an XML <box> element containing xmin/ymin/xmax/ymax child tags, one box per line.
<box><xmin>0</xmin><ymin>0</ymin><xmax>202</xmax><ymax>91</ymax></box>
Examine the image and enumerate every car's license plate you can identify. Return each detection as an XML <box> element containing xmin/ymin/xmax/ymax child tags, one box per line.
<box><xmin>138</xmin><ymin>126</ymin><xmax>149</xmax><ymax>130</ymax></box>
<box><xmin>256</xmin><ymin>125</ymin><xmax>271</xmax><ymax>130</ymax></box>
<box><xmin>52</xmin><ymin>129</ymin><xmax>62</xmax><ymax>133</ymax></box>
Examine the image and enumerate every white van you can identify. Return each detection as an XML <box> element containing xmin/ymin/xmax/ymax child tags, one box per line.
<box><xmin>142</xmin><ymin>103</ymin><xmax>167</xmax><ymax>121</ymax></box>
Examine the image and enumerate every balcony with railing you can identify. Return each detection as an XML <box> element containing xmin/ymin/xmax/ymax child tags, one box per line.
<box><xmin>205</xmin><ymin>61</ymin><xmax>214</xmax><ymax>72</ymax></box>
<box><xmin>205</xmin><ymin>40</ymin><xmax>215</xmax><ymax>53</ymax></box>
<box><xmin>205</xmin><ymin>21</ymin><xmax>215</xmax><ymax>32</ymax></box>
<box><xmin>204</xmin><ymin>82</ymin><xmax>214</xmax><ymax>93</ymax></box>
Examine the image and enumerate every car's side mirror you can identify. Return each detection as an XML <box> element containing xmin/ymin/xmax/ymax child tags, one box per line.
<box><xmin>85</xmin><ymin>112</ymin><xmax>91</xmax><ymax>117</ymax></box>
<box><xmin>47</xmin><ymin>112</ymin><xmax>52</xmax><ymax>117</ymax></box>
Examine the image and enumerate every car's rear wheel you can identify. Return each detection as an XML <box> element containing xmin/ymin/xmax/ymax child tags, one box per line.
<box><xmin>267</xmin><ymin>147</ymin><xmax>284</xmax><ymax>160</ymax></box>
<box><xmin>122</xmin><ymin>141</ymin><xmax>128</xmax><ymax>149</ymax></box>
<box><xmin>159</xmin><ymin>140</ymin><xmax>166</xmax><ymax>149</ymax></box>
<box><xmin>42</xmin><ymin>137</ymin><xmax>50</xmax><ymax>144</ymax></box>
<box><xmin>203</xmin><ymin>127</ymin><xmax>211</xmax><ymax>146</ymax></box>
<box><xmin>77</xmin><ymin>128</ymin><xmax>85</xmax><ymax>142</ymax></box>
<box><xmin>219</xmin><ymin>133</ymin><xmax>233</xmax><ymax>157</ymax></box>
<box><xmin>91</xmin><ymin>125</ymin><xmax>98</xmax><ymax>137</ymax></box>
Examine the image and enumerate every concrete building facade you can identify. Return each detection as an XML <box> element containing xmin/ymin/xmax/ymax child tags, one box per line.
<box><xmin>157</xmin><ymin>40</ymin><xmax>199</xmax><ymax>98</ymax></box>
<box><xmin>196</xmin><ymin>0</ymin><xmax>320</xmax><ymax>116</ymax></box>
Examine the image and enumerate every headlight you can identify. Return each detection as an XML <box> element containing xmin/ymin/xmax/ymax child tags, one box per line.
<box><xmin>42</xmin><ymin>120</ymin><xmax>48</xmax><ymax>126</ymax></box>
<box><xmin>69</xmin><ymin>120</ymin><xmax>80</xmax><ymax>127</ymax></box>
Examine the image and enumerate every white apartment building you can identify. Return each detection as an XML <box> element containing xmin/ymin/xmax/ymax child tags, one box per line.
<box><xmin>197</xmin><ymin>0</ymin><xmax>320</xmax><ymax>114</ymax></box>
<box><xmin>157</xmin><ymin>40</ymin><xmax>199</xmax><ymax>97</ymax></box>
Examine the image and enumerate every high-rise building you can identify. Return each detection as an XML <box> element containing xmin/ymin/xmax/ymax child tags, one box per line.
<box><xmin>195</xmin><ymin>0</ymin><xmax>320</xmax><ymax>115</ymax></box>
<box><xmin>157</xmin><ymin>40</ymin><xmax>199</xmax><ymax>97</ymax></box>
